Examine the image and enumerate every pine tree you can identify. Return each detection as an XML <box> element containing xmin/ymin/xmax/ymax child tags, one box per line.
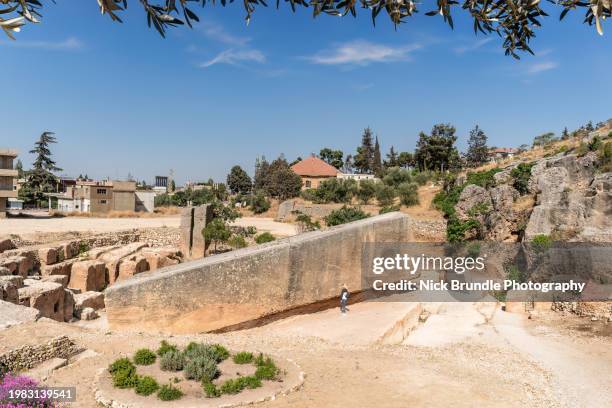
<box><xmin>227</xmin><ymin>165</ymin><xmax>252</xmax><ymax>195</ymax></box>
<box><xmin>561</xmin><ymin>127</ymin><xmax>570</xmax><ymax>140</ymax></box>
<box><xmin>14</xmin><ymin>159</ymin><xmax>24</xmax><ymax>178</ymax></box>
<box><xmin>466</xmin><ymin>125</ymin><xmax>489</xmax><ymax>167</ymax></box>
<box><xmin>585</xmin><ymin>121</ymin><xmax>594</xmax><ymax>132</ymax></box>
<box><xmin>354</xmin><ymin>127</ymin><xmax>374</xmax><ymax>174</ymax></box>
<box><xmin>24</xmin><ymin>132</ymin><xmax>62</xmax><ymax>205</ymax></box>
<box><xmin>372</xmin><ymin>136</ymin><xmax>383</xmax><ymax>177</ymax></box>
<box><xmin>385</xmin><ymin>146</ymin><xmax>399</xmax><ymax>168</ymax></box>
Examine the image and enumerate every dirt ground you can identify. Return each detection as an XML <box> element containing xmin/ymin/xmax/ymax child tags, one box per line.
<box><xmin>2</xmin><ymin>302</ymin><xmax>609</xmax><ymax>408</ymax></box>
<box><xmin>0</xmin><ymin>216</ymin><xmax>296</xmax><ymax>239</ymax></box>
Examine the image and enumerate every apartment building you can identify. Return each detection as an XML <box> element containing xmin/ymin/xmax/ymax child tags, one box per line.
<box><xmin>57</xmin><ymin>180</ymin><xmax>138</xmax><ymax>213</ymax></box>
<box><xmin>0</xmin><ymin>149</ymin><xmax>18</xmax><ymax>218</ymax></box>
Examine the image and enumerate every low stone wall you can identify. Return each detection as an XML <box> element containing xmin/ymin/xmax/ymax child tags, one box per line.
<box><xmin>275</xmin><ymin>200</ymin><xmax>337</xmax><ymax>222</ymax></box>
<box><xmin>105</xmin><ymin>213</ymin><xmax>413</xmax><ymax>334</ymax></box>
<box><xmin>0</xmin><ymin>336</ymin><xmax>81</xmax><ymax>374</ymax></box>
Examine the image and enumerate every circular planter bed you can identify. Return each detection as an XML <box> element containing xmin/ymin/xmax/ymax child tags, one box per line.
<box><xmin>94</xmin><ymin>341</ymin><xmax>304</xmax><ymax>408</ymax></box>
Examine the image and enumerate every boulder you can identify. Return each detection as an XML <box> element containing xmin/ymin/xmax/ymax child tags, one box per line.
<box><xmin>0</xmin><ymin>256</ymin><xmax>34</xmax><ymax>278</ymax></box>
<box><xmin>74</xmin><ymin>291</ymin><xmax>105</xmax><ymax>312</ymax></box>
<box><xmin>69</xmin><ymin>261</ymin><xmax>106</xmax><ymax>292</ymax></box>
<box><xmin>117</xmin><ymin>256</ymin><xmax>149</xmax><ymax>282</ymax></box>
<box><xmin>0</xmin><ymin>300</ymin><xmax>40</xmax><ymax>329</ymax></box>
<box><xmin>18</xmin><ymin>282</ymin><xmax>66</xmax><ymax>322</ymax></box>
<box><xmin>60</xmin><ymin>241</ymin><xmax>80</xmax><ymax>260</ymax></box>
<box><xmin>42</xmin><ymin>275</ymin><xmax>70</xmax><ymax>288</ymax></box>
<box><xmin>38</xmin><ymin>247</ymin><xmax>58</xmax><ymax>265</ymax></box>
<box><xmin>140</xmin><ymin>248</ymin><xmax>182</xmax><ymax>271</ymax></box>
<box><xmin>0</xmin><ymin>275</ymin><xmax>24</xmax><ymax>288</ymax></box>
<box><xmin>1</xmin><ymin>281</ymin><xmax>19</xmax><ymax>304</ymax></box>
<box><xmin>99</xmin><ymin>243</ymin><xmax>149</xmax><ymax>284</ymax></box>
<box><xmin>456</xmin><ymin>185</ymin><xmax>492</xmax><ymax>221</ymax></box>
<box><xmin>0</xmin><ymin>237</ymin><xmax>16</xmax><ymax>253</ymax></box>
<box><xmin>77</xmin><ymin>307</ymin><xmax>98</xmax><ymax>320</ymax></box>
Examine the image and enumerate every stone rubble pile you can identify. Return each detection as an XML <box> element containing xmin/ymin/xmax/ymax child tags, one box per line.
<box><xmin>0</xmin><ymin>236</ymin><xmax>183</xmax><ymax>323</ymax></box>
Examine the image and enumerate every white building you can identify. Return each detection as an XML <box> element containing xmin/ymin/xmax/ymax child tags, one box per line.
<box><xmin>337</xmin><ymin>173</ymin><xmax>378</xmax><ymax>182</ymax></box>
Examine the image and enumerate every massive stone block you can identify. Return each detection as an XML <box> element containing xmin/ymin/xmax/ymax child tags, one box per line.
<box><xmin>99</xmin><ymin>243</ymin><xmax>149</xmax><ymax>285</ymax></box>
<box><xmin>105</xmin><ymin>213</ymin><xmax>413</xmax><ymax>334</ymax></box>
<box><xmin>38</xmin><ymin>247</ymin><xmax>58</xmax><ymax>265</ymax></box>
<box><xmin>116</xmin><ymin>256</ymin><xmax>149</xmax><ymax>282</ymax></box>
<box><xmin>179</xmin><ymin>205</ymin><xmax>212</xmax><ymax>259</ymax></box>
<box><xmin>18</xmin><ymin>282</ymin><xmax>66</xmax><ymax>322</ymax></box>
<box><xmin>69</xmin><ymin>261</ymin><xmax>106</xmax><ymax>292</ymax></box>
<box><xmin>74</xmin><ymin>291</ymin><xmax>105</xmax><ymax>312</ymax></box>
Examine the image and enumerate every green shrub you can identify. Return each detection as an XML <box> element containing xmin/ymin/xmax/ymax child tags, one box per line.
<box><xmin>531</xmin><ymin>234</ymin><xmax>552</xmax><ymax>254</ymax></box>
<box><xmin>202</xmin><ymin>381</ymin><xmax>220</xmax><ymax>398</ymax></box>
<box><xmin>506</xmin><ymin>265</ymin><xmax>525</xmax><ymax>284</ymax></box>
<box><xmin>245</xmin><ymin>226</ymin><xmax>257</xmax><ymax>236</ymax></box>
<box><xmin>303</xmin><ymin>178</ymin><xmax>357</xmax><ymax>204</ymax></box>
<box><xmin>255</xmin><ymin>232</ymin><xmax>276</xmax><ymax>244</ymax></box>
<box><xmin>233</xmin><ymin>352</ymin><xmax>254</xmax><ymax>364</ymax></box>
<box><xmin>228</xmin><ymin>235</ymin><xmax>247</xmax><ymax>249</ymax></box>
<box><xmin>219</xmin><ymin>376</ymin><xmax>262</xmax><ymax>395</ymax></box>
<box><xmin>109</xmin><ymin>358</ymin><xmax>135</xmax><ymax>374</ymax></box>
<box><xmin>375</xmin><ymin>184</ymin><xmax>396</xmax><ymax>206</ymax></box>
<box><xmin>157</xmin><ymin>384</ymin><xmax>183</xmax><ymax>401</ymax></box>
<box><xmin>249</xmin><ymin>191</ymin><xmax>271</xmax><ymax>214</ymax></box>
<box><xmin>160</xmin><ymin>350</ymin><xmax>186</xmax><ymax>372</ymax></box>
<box><xmin>112</xmin><ymin>368</ymin><xmax>139</xmax><ymax>389</ymax></box>
<box><xmin>575</xmin><ymin>142</ymin><xmax>589</xmax><ymax>157</ymax></box>
<box><xmin>446</xmin><ymin>216</ymin><xmax>480</xmax><ymax>243</ymax></box>
<box><xmin>413</xmin><ymin>171</ymin><xmax>430</xmax><ymax>186</ymax></box>
<box><xmin>465</xmin><ymin>168</ymin><xmax>501</xmax><ymax>189</ymax></box>
<box><xmin>253</xmin><ymin>354</ymin><xmax>279</xmax><ymax>380</ymax></box>
<box><xmin>157</xmin><ymin>340</ymin><xmax>178</xmax><ymax>356</ymax></box>
<box><xmin>133</xmin><ymin>348</ymin><xmax>156</xmax><ymax>366</ymax></box>
<box><xmin>135</xmin><ymin>376</ymin><xmax>159</xmax><ymax>396</ymax></box>
<box><xmin>184</xmin><ymin>356</ymin><xmax>219</xmax><ymax>382</ymax></box>
<box><xmin>383</xmin><ymin>167</ymin><xmax>412</xmax><ymax>187</ymax></box>
<box><xmin>356</xmin><ymin>179</ymin><xmax>377</xmax><ymax>204</ymax></box>
<box><xmin>210</xmin><ymin>344</ymin><xmax>230</xmax><ymax>362</ymax></box>
<box><xmin>510</xmin><ymin>162</ymin><xmax>535</xmax><ymax>195</ymax></box>
<box><xmin>589</xmin><ymin>136</ymin><xmax>602</xmax><ymax>151</ymax></box>
<box><xmin>397</xmin><ymin>182</ymin><xmax>419</xmax><ymax>206</ymax></box>
<box><xmin>598</xmin><ymin>141</ymin><xmax>612</xmax><ymax>172</ymax></box>
<box><xmin>294</xmin><ymin>212</ymin><xmax>321</xmax><ymax>232</ymax></box>
<box><xmin>324</xmin><ymin>205</ymin><xmax>369</xmax><ymax>227</ymax></box>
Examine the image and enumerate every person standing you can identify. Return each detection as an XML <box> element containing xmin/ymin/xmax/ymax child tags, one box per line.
<box><xmin>340</xmin><ymin>284</ymin><xmax>349</xmax><ymax>314</ymax></box>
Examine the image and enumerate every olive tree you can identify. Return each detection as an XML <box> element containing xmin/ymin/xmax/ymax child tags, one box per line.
<box><xmin>1</xmin><ymin>1</ymin><xmax>609</xmax><ymax>58</ymax></box>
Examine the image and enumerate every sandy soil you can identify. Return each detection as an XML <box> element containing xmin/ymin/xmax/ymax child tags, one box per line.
<box><xmin>3</xmin><ymin>303</ymin><xmax>609</xmax><ymax>408</ymax></box>
<box><xmin>0</xmin><ymin>216</ymin><xmax>296</xmax><ymax>239</ymax></box>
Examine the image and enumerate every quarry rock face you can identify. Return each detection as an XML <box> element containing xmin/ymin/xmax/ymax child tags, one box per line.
<box><xmin>69</xmin><ymin>261</ymin><xmax>106</xmax><ymax>292</ymax></box>
<box><xmin>525</xmin><ymin>152</ymin><xmax>611</xmax><ymax>241</ymax></box>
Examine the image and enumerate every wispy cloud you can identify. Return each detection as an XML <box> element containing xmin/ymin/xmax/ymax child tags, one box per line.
<box><xmin>304</xmin><ymin>40</ymin><xmax>422</xmax><ymax>66</ymax></box>
<box><xmin>526</xmin><ymin>61</ymin><xmax>558</xmax><ymax>74</ymax></box>
<box><xmin>0</xmin><ymin>37</ymin><xmax>83</xmax><ymax>50</ymax></box>
<box><xmin>454</xmin><ymin>37</ymin><xmax>494</xmax><ymax>54</ymax></box>
<box><xmin>197</xmin><ymin>20</ymin><xmax>250</xmax><ymax>46</ymax></box>
<box><xmin>200</xmin><ymin>49</ymin><xmax>266</xmax><ymax>68</ymax></box>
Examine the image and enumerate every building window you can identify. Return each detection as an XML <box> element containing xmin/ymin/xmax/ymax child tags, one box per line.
<box><xmin>305</xmin><ymin>180</ymin><xmax>311</xmax><ymax>188</ymax></box>
<box><xmin>97</xmin><ymin>189</ymin><xmax>107</xmax><ymax>195</ymax></box>
<box><xmin>100</xmin><ymin>200</ymin><xmax>107</xmax><ymax>204</ymax></box>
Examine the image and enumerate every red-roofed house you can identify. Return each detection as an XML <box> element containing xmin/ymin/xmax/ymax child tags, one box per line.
<box><xmin>488</xmin><ymin>147</ymin><xmax>518</xmax><ymax>162</ymax></box>
<box><xmin>291</xmin><ymin>155</ymin><xmax>339</xmax><ymax>189</ymax></box>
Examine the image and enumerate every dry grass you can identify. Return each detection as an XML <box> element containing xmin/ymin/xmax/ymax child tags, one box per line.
<box><xmin>50</xmin><ymin>206</ymin><xmax>181</xmax><ymax>218</ymax></box>
<box><xmin>238</xmin><ymin>199</ymin><xmax>281</xmax><ymax>219</ymax></box>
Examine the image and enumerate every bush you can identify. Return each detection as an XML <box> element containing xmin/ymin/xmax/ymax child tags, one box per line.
<box><xmin>202</xmin><ymin>381</ymin><xmax>220</xmax><ymax>398</ymax></box>
<box><xmin>157</xmin><ymin>384</ymin><xmax>183</xmax><ymax>401</ymax></box>
<box><xmin>589</xmin><ymin>136</ymin><xmax>602</xmax><ymax>151</ymax></box>
<box><xmin>183</xmin><ymin>342</ymin><xmax>228</xmax><ymax>363</ymax></box>
<box><xmin>249</xmin><ymin>191</ymin><xmax>271</xmax><ymax>214</ymax></box>
<box><xmin>356</xmin><ymin>179</ymin><xmax>377</xmax><ymax>204</ymax></box>
<box><xmin>160</xmin><ymin>350</ymin><xmax>186</xmax><ymax>372</ymax></box>
<box><xmin>157</xmin><ymin>340</ymin><xmax>178</xmax><ymax>356</ymax></box>
<box><xmin>133</xmin><ymin>349</ymin><xmax>156</xmax><ymax>366</ymax></box>
<box><xmin>383</xmin><ymin>167</ymin><xmax>412</xmax><ymax>187</ymax></box>
<box><xmin>254</xmin><ymin>354</ymin><xmax>279</xmax><ymax>380</ymax></box>
<box><xmin>510</xmin><ymin>162</ymin><xmax>535</xmax><ymax>195</ymax></box>
<box><xmin>397</xmin><ymin>182</ymin><xmax>419</xmax><ymax>206</ymax></box>
<box><xmin>531</xmin><ymin>234</ymin><xmax>552</xmax><ymax>254</ymax></box>
<box><xmin>598</xmin><ymin>141</ymin><xmax>612</xmax><ymax>172</ymax></box>
<box><xmin>135</xmin><ymin>376</ymin><xmax>159</xmax><ymax>396</ymax></box>
<box><xmin>375</xmin><ymin>184</ymin><xmax>396</xmax><ymax>206</ymax></box>
<box><xmin>228</xmin><ymin>235</ymin><xmax>247</xmax><ymax>249</ymax></box>
<box><xmin>324</xmin><ymin>205</ymin><xmax>369</xmax><ymax>226</ymax></box>
<box><xmin>302</xmin><ymin>178</ymin><xmax>357</xmax><ymax>204</ymax></box>
<box><xmin>379</xmin><ymin>205</ymin><xmax>400</xmax><ymax>214</ymax></box>
<box><xmin>412</xmin><ymin>171</ymin><xmax>430</xmax><ymax>186</ymax></box>
<box><xmin>219</xmin><ymin>376</ymin><xmax>262</xmax><ymax>395</ymax></box>
<box><xmin>109</xmin><ymin>358</ymin><xmax>139</xmax><ymax>389</ymax></box>
<box><xmin>233</xmin><ymin>352</ymin><xmax>254</xmax><ymax>364</ymax></box>
<box><xmin>203</xmin><ymin>218</ymin><xmax>231</xmax><ymax>252</ymax></box>
<box><xmin>255</xmin><ymin>232</ymin><xmax>276</xmax><ymax>244</ymax></box>
<box><xmin>465</xmin><ymin>168</ymin><xmax>501</xmax><ymax>189</ymax></box>
<box><xmin>210</xmin><ymin>344</ymin><xmax>230</xmax><ymax>362</ymax></box>
<box><xmin>294</xmin><ymin>212</ymin><xmax>321</xmax><ymax>232</ymax></box>
<box><xmin>184</xmin><ymin>356</ymin><xmax>219</xmax><ymax>382</ymax></box>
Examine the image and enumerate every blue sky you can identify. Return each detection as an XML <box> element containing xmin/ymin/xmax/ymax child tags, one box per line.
<box><xmin>2</xmin><ymin>2</ymin><xmax>611</xmax><ymax>183</ymax></box>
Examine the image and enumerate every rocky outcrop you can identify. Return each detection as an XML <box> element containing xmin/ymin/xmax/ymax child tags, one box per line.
<box><xmin>525</xmin><ymin>152</ymin><xmax>611</xmax><ymax>241</ymax></box>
